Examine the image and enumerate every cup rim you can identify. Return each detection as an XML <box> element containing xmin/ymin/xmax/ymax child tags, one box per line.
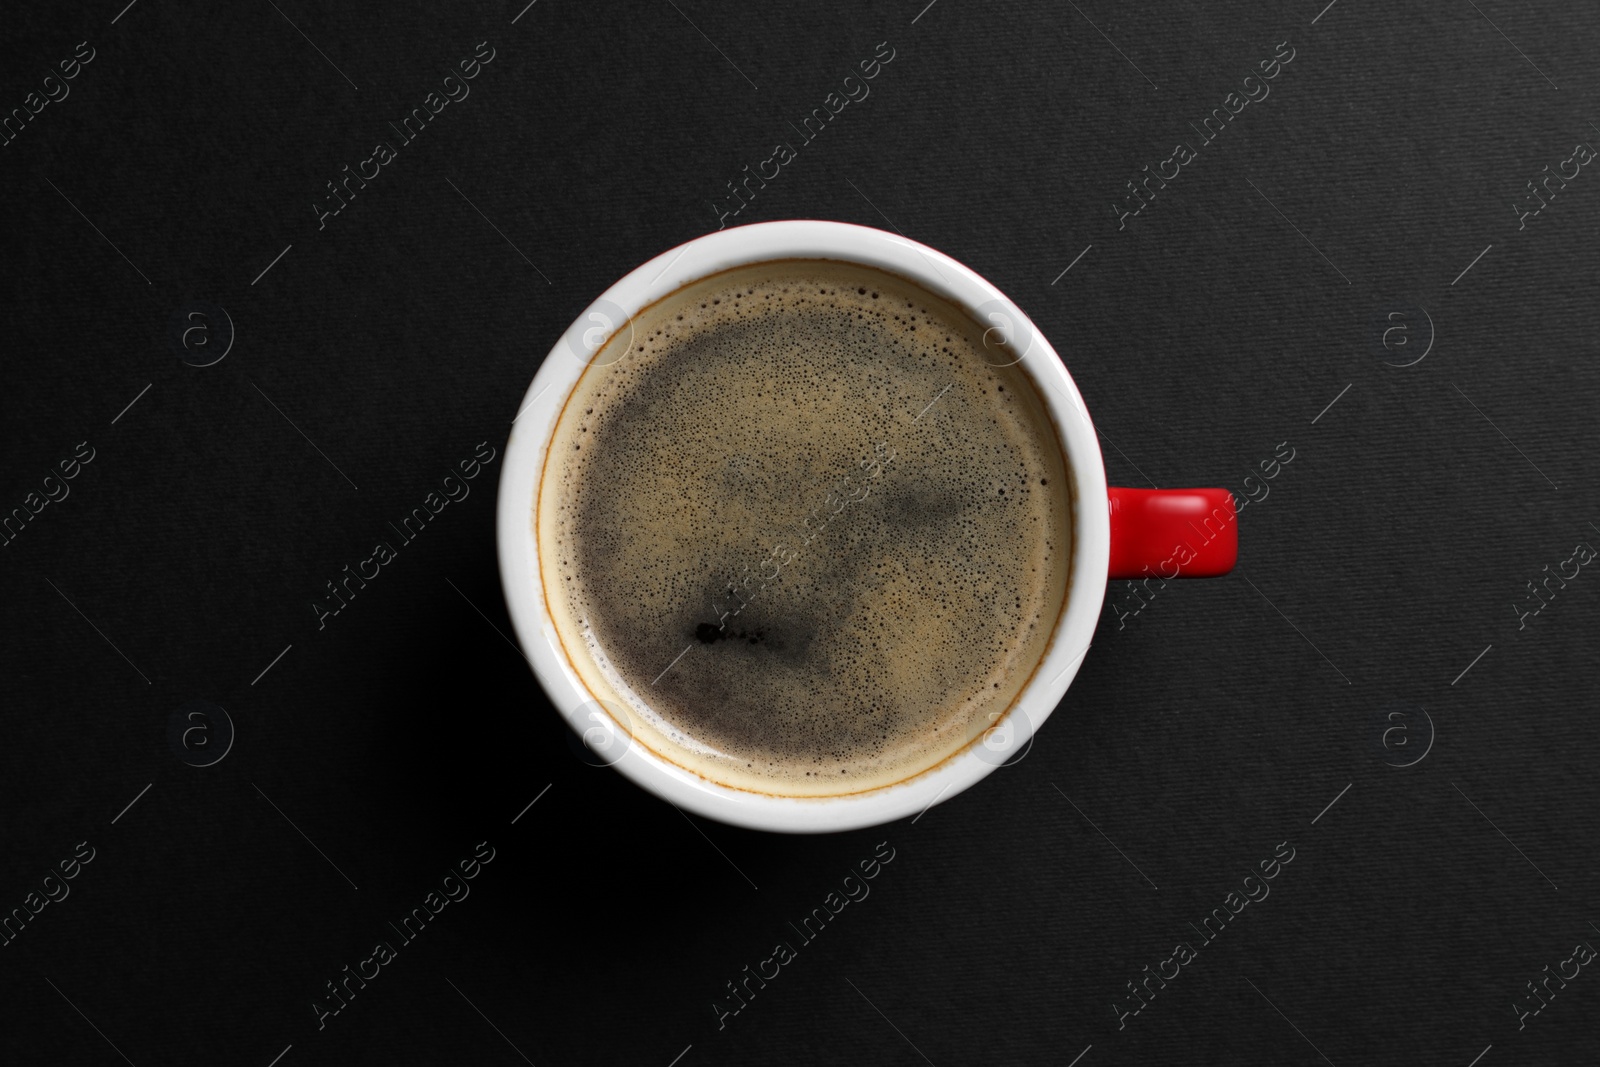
<box><xmin>495</xmin><ymin>219</ymin><xmax>1109</xmax><ymax>833</ymax></box>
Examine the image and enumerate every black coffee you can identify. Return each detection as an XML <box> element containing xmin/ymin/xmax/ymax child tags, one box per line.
<box><xmin>540</xmin><ymin>260</ymin><xmax>1071</xmax><ymax>795</ymax></box>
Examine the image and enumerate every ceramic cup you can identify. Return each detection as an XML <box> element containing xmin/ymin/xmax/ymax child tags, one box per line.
<box><xmin>496</xmin><ymin>220</ymin><xmax>1235</xmax><ymax>833</ymax></box>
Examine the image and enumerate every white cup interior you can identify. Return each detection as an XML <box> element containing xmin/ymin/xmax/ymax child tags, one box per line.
<box><xmin>495</xmin><ymin>220</ymin><xmax>1110</xmax><ymax>832</ymax></box>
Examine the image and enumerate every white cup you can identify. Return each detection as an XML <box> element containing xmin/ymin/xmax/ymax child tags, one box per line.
<box><xmin>496</xmin><ymin>220</ymin><xmax>1231</xmax><ymax>833</ymax></box>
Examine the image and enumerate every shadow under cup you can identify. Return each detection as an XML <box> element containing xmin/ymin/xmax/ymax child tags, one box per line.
<box><xmin>534</xmin><ymin>256</ymin><xmax>1074</xmax><ymax>801</ymax></box>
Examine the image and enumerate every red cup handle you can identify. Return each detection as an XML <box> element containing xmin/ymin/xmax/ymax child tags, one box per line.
<box><xmin>1107</xmin><ymin>487</ymin><xmax>1237</xmax><ymax>580</ymax></box>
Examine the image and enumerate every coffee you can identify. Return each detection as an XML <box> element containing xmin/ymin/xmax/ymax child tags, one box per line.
<box><xmin>538</xmin><ymin>260</ymin><xmax>1071</xmax><ymax>796</ymax></box>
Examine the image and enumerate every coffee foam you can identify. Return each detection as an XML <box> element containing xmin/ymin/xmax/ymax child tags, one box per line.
<box><xmin>539</xmin><ymin>261</ymin><xmax>1072</xmax><ymax>796</ymax></box>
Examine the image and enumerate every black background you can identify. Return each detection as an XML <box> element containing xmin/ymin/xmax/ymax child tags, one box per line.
<box><xmin>3</xmin><ymin>1</ymin><xmax>1598</xmax><ymax>1064</ymax></box>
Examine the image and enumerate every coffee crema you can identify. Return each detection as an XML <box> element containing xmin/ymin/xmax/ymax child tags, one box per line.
<box><xmin>538</xmin><ymin>260</ymin><xmax>1072</xmax><ymax>796</ymax></box>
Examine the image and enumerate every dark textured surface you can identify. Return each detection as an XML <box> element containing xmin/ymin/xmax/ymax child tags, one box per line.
<box><xmin>2</xmin><ymin>2</ymin><xmax>1597</xmax><ymax>1065</ymax></box>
